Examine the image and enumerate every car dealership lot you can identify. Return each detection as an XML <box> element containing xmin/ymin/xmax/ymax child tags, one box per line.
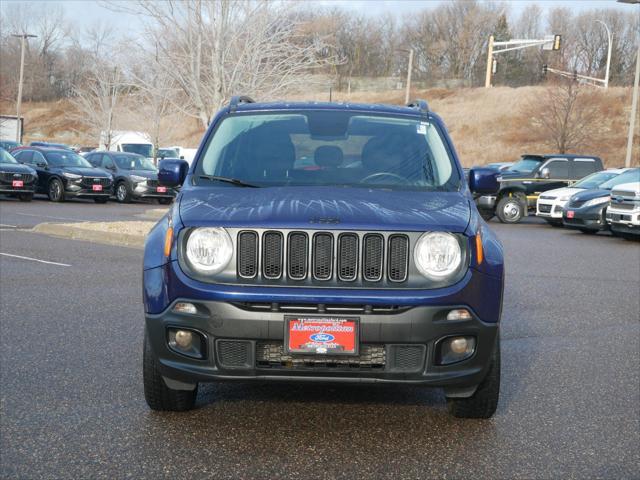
<box><xmin>0</xmin><ymin>201</ymin><xmax>638</xmax><ymax>479</ymax></box>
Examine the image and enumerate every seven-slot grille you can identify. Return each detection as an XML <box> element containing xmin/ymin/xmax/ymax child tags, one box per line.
<box><xmin>0</xmin><ymin>172</ymin><xmax>33</xmax><ymax>183</ymax></box>
<box><xmin>237</xmin><ymin>231</ymin><xmax>410</xmax><ymax>284</ymax></box>
<box><xmin>81</xmin><ymin>177</ymin><xmax>111</xmax><ymax>187</ymax></box>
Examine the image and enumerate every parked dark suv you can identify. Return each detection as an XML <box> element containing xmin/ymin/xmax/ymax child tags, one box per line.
<box><xmin>0</xmin><ymin>147</ymin><xmax>37</xmax><ymax>201</ymax></box>
<box><xmin>85</xmin><ymin>151</ymin><xmax>177</xmax><ymax>204</ymax></box>
<box><xmin>142</xmin><ymin>97</ymin><xmax>505</xmax><ymax>418</ymax></box>
<box><xmin>471</xmin><ymin>154</ymin><xmax>603</xmax><ymax>223</ymax></box>
<box><xmin>12</xmin><ymin>147</ymin><xmax>113</xmax><ymax>202</ymax></box>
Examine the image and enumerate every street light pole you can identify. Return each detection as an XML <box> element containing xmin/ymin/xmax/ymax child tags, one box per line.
<box><xmin>12</xmin><ymin>33</ymin><xmax>37</xmax><ymax>143</ymax></box>
<box><xmin>485</xmin><ymin>35</ymin><xmax>494</xmax><ymax>88</ymax></box>
<box><xmin>596</xmin><ymin>20</ymin><xmax>612</xmax><ymax>89</ymax></box>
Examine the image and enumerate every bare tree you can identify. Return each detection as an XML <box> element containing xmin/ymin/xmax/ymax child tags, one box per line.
<box><xmin>529</xmin><ymin>80</ymin><xmax>601</xmax><ymax>153</ymax></box>
<box><xmin>108</xmin><ymin>0</ymin><xmax>338</xmax><ymax>128</ymax></box>
<box><xmin>70</xmin><ymin>64</ymin><xmax>122</xmax><ymax>148</ymax></box>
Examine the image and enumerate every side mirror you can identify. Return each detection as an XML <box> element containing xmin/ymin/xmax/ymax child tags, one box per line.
<box><xmin>36</xmin><ymin>161</ymin><xmax>47</xmax><ymax>168</ymax></box>
<box><xmin>158</xmin><ymin>159</ymin><xmax>189</xmax><ymax>187</ymax></box>
<box><xmin>539</xmin><ymin>167</ymin><xmax>550</xmax><ymax>179</ymax></box>
<box><xmin>180</xmin><ymin>156</ymin><xmax>185</xmax><ymax>160</ymax></box>
<box><xmin>468</xmin><ymin>167</ymin><xmax>500</xmax><ymax>194</ymax></box>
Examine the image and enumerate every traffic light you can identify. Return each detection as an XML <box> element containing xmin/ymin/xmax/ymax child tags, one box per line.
<box><xmin>542</xmin><ymin>64</ymin><xmax>548</xmax><ymax>75</ymax></box>
<box><xmin>553</xmin><ymin>35</ymin><xmax>562</xmax><ymax>51</ymax></box>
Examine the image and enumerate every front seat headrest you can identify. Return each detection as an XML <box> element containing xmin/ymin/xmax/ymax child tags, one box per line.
<box><xmin>314</xmin><ymin>146</ymin><xmax>344</xmax><ymax>168</ymax></box>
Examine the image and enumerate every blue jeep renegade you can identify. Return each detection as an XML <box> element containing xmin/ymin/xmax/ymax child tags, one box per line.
<box><xmin>142</xmin><ymin>97</ymin><xmax>505</xmax><ymax>418</ymax></box>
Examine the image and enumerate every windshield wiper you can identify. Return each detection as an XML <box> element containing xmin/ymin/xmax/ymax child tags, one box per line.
<box><xmin>198</xmin><ymin>175</ymin><xmax>260</xmax><ymax>188</ymax></box>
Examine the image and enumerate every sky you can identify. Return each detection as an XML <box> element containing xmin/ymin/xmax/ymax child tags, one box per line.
<box><xmin>2</xmin><ymin>0</ymin><xmax>636</xmax><ymax>33</ymax></box>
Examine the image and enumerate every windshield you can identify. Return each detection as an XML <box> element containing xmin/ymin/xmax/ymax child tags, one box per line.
<box><xmin>0</xmin><ymin>148</ymin><xmax>18</xmax><ymax>164</ymax></box>
<box><xmin>114</xmin><ymin>154</ymin><xmax>157</xmax><ymax>171</ymax></box>
<box><xmin>45</xmin><ymin>151</ymin><xmax>92</xmax><ymax>167</ymax></box>
<box><xmin>196</xmin><ymin>111</ymin><xmax>460</xmax><ymax>191</ymax></box>
<box><xmin>506</xmin><ymin>157</ymin><xmax>542</xmax><ymax>173</ymax></box>
<box><xmin>599</xmin><ymin>169</ymin><xmax>640</xmax><ymax>190</ymax></box>
<box><xmin>158</xmin><ymin>148</ymin><xmax>179</xmax><ymax>158</ymax></box>
<box><xmin>573</xmin><ymin>171</ymin><xmax>619</xmax><ymax>189</ymax></box>
<box><xmin>121</xmin><ymin>143</ymin><xmax>153</xmax><ymax>158</ymax></box>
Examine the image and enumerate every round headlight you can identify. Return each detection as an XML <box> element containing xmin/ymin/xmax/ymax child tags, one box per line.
<box><xmin>414</xmin><ymin>232</ymin><xmax>462</xmax><ymax>279</ymax></box>
<box><xmin>185</xmin><ymin>227</ymin><xmax>233</xmax><ymax>274</ymax></box>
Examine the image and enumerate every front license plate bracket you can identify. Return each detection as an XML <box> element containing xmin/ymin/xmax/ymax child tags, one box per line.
<box><xmin>285</xmin><ymin>316</ymin><xmax>359</xmax><ymax>356</ymax></box>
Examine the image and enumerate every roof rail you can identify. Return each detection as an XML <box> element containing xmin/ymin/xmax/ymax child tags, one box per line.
<box><xmin>406</xmin><ymin>99</ymin><xmax>430</xmax><ymax>116</ymax></box>
<box><xmin>229</xmin><ymin>95</ymin><xmax>256</xmax><ymax>112</ymax></box>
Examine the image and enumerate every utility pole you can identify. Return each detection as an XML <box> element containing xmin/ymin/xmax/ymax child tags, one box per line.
<box><xmin>625</xmin><ymin>46</ymin><xmax>639</xmax><ymax>167</ymax></box>
<box><xmin>405</xmin><ymin>49</ymin><xmax>414</xmax><ymax>104</ymax></box>
<box><xmin>12</xmin><ymin>33</ymin><xmax>37</xmax><ymax>143</ymax></box>
<box><xmin>485</xmin><ymin>35</ymin><xmax>494</xmax><ymax>88</ymax></box>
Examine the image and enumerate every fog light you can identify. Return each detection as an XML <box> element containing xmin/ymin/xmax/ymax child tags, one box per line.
<box><xmin>174</xmin><ymin>330</ymin><xmax>193</xmax><ymax>349</ymax></box>
<box><xmin>173</xmin><ymin>302</ymin><xmax>197</xmax><ymax>315</ymax></box>
<box><xmin>446</xmin><ymin>309</ymin><xmax>472</xmax><ymax>321</ymax></box>
<box><xmin>167</xmin><ymin>328</ymin><xmax>205</xmax><ymax>359</ymax></box>
<box><xmin>437</xmin><ymin>336</ymin><xmax>476</xmax><ymax>365</ymax></box>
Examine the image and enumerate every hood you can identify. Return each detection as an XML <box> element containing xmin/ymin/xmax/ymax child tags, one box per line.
<box><xmin>0</xmin><ymin>163</ymin><xmax>36</xmax><ymax>175</ymax></box>
<box><xmin>62</xmin><ymin>166</ymin><xmax>111</xmax><ymax>178</ymax></box>
<box><xmin>540</xmin><ymin>187</ymin><xmax>582</xmax><ymax>199</ymax></box>
<box><xmin>570</xmin><ymin>188</ymin><xmax>609</xmax><ymax>202</ymax></box>
<box><xmin>179</xmin><ymin>186</ymin><xmax>471</xmax><ymax>232</ymax></box>
<box><xmin>127</xmin><ymin>169</ymin><xmax>157</xmax><ymax>180</ymax></box>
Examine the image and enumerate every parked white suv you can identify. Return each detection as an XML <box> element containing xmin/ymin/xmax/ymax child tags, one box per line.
<box><xmin>606</xmin><ymin>181</ymin><xmax>640</xmax><ymax>240</ymax></box>
<box><xmin>536</xmin><ymin>169</ymin><xmax>629</xmax><ymax>225</ymax></box>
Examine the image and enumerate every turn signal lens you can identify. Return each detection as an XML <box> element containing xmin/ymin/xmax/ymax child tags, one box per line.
<box><xmin>173</xmin><ymin>302</ymin><xmax>197</xmax><ymax>315</ymax></box>
<box><xmin>475</xmin><ymin>233</ymin><xmax>483</xmax><ymax>265</ymax></box>
<box><xmin>446</xmin><ymin>309</ymin><xmax>472</xmax><ymax>321</ymax></box>
<box><xmin>164</xmin><ymin>227</ymin><xmax>173</xmax><ymax>257</ymax></box>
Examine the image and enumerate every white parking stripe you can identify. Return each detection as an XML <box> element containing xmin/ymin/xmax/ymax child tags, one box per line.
<box><xmin>0</xmin><ymin>252</ymin><xmax>71</xmax><ymax>267</ymax></box>
<box><xmin>14</xmin><ymin>212</ymin><xmax>83</xmax><ymax>221</ymax></box>
<box><xmin>0</xmin><ymin>224</ymin><xmax>17</xmax><ymax>228</ymax></box>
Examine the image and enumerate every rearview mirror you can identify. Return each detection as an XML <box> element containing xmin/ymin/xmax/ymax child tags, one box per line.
<box><xmin>158</xmin><ymin>159</ymin><xmax>189</xmax><ymax>187</ymax></box>
<box><xmin>539</xmin><ymin>167</ymin><xmax>550</xmax><ymax>179</ymax></box>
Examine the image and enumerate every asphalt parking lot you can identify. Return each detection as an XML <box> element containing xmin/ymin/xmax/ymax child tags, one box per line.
<box><xmin>0</xmin><ymin>199</ymin><xmax>638</xmax><ymax>479</ymax></box>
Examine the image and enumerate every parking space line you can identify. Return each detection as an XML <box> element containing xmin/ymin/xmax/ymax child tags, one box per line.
<box><xmin>14</xmin><ymin>212</ymin><xmax>85</xmax><ymax>222</ymax></box>
<box><xmin>0</xmin><ymin>252</ymin><xmax>71</xmax><ymax>267</ymax></box>
<box><xmin>0</xmin><ymin>224</ymin><xmax>17</xmax><ymax>228</ymax></box>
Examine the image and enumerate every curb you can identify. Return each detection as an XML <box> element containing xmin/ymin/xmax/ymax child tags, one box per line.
<box><xmin>32</xmin><ymin>223</ymin><xmax>147</xmax><ymax>249</ymax></box>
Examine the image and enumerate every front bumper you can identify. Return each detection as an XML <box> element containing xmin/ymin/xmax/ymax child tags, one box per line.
<box><xmin>146</xmin><ymin>299</ymin><xmax>499</xmax><ymax>390</ymax></box>
<box><xmin>0</xmin><ymin>186</ymin><xmax>35</xmax><ymax>194</ymax></box>
<box><xmin>536</xmin><ymin>199</ymin><xmax>566</xmax><ymax>219</ymax></box>
<box><xmin>132</xmin><ymin>183</ymin><xmax>176</xmax><ymax>199</ymax></box>
<box><xmin>562</xmin><ymin>205</ymin><xmax>607</xmax><ymax>231</ymax></box>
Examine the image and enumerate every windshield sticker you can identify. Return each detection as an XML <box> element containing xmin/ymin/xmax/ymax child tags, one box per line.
<box><xmin>417</xmin><ymin>122</ymin><xmax>428</xmax><ymax>135</ymax></box>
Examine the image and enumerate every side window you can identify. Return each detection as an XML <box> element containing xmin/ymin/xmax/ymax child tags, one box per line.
<box><xmin>15</xmin><ymin>150</ymin><xmax>33</xmax><ymax>163</ymax></box>
<box><xmin>86</xmin><ymin>154</ymin><xmax>98</xmax><ymax>166</ymax></box>
<box><xmin>572</xmin><ymin>159</ymin><xmax>596</xmax><ymax>179</ymax></box>
<box><xmin>32</xmin><ymin>152</ymin><xmax>47</xmax><ymax>165</ymax></box>
<box><xmin>101</xmin><ymin>154</ymin><xmax>115</xmax><ymax>169</ymax></box>
<box><xmin>545</xmin><ymin>160</ymin><xmax>569</xmax><ymax>179</ymax></box>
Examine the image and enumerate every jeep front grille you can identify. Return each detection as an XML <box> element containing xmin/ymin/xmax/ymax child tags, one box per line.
<box><xmin>236</xmin><ymin>230</ymin><xmax>410</xmax><ymax>284</ymax></box>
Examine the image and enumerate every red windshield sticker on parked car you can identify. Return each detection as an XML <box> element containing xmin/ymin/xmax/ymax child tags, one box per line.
<box><xmin>287</xmin><ymin>317</ymin><xmax>357</xmax><ymax>355</ymax></box>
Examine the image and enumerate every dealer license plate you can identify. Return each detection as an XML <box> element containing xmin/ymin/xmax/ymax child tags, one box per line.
<box><xmin>92</xmin><ymin>184</ymin><xmax>103</xmax><ymax>191</ymax></box>
<box><xmin>12</xmin><ymin>180</ymin><xmax>23</xmax><ymax>188</ymax></box>
<box><xmin>157</xmin><ymin>186</ymin><xmax>167</xmax><ymax>193</ymax></box>
<box><xmin>286</xmin><ymin>317</ymin><xmax>358</xmax><ymax>355</ymax></box>
<box><xmin>566</xmin><ymin>210</ymin><xmax>574</xmax><ymax>219</ymax></box>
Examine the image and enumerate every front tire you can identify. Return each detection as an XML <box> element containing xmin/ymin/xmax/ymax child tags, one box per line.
<box><xmin>115</xmin><ymin>182</ymin><xmax>132</xmax><ymax>203</ymax></box>
<box><xmin>447</xmin><ymin>337</ymin><xmax>500</xmax><ymax>419</ymax></box>
<box><xmin>48</xmin><ymin>179</ymin><xmax>65</xmax><ymax>202</ymax></box>
<box><xmin>18</xmin><ymin>193</ymin><xmax>33</xmax><ymax>202</ymax></box>
<box><xmin>143</xmin><ymin>332</ymin><xmax>197</xmax><ymax>411</ymax></box>
<box><xmin>496</xmin><ymin>196</ymin><xmax>524</xmax><ymax>224</ymax></box>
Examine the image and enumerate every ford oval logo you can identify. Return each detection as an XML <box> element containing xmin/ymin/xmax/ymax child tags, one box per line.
<box><xmin>310</xmin><ymin>333</ymin><xmax>334</xmax><ymax>343</ymax></box>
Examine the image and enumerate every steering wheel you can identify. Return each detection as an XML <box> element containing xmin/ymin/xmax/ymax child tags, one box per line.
<box><xmin>359</xmin><ymin>172</ymin><xmax>410</xmax><ymax>185</ymax></box>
